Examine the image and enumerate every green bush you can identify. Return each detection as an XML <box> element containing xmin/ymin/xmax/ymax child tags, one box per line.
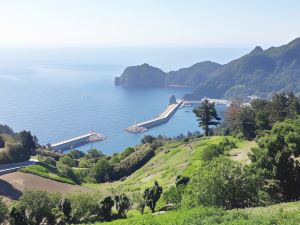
<box><xmin>18</xmin><ymin>190</ymin><xmax>60</xmax><ymax>224</ymax></box>
<box><xmin>56</xmin><ymin>162</ymin><xmax>81</xmax><ymax>184</ymax></box>
<box><xmin>182</xmin><ymin>157</ymin><xmax>272</xmax><ymax>209</ymax></box>
<box><xmin>59</xmin><ymin>155</ymin><xmax>77</xmax><ymax>167</ymax></box>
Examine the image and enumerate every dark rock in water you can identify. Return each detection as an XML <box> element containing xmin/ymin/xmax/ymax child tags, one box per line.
<box><xmin>169</xmin><ymin>95</ymin><xmax>177</xmax><ymax>105</ymax></box>
<box><xmin>114</xmin><ymin>77</ymin><xmax>120</xmax><ymax>85</ymax></box>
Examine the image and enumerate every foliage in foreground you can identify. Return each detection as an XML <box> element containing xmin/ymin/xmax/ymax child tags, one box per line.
<box><xmin>92</xmin><ymin>201</ymin><xmax>300</xmax><ymax>225</ymax></box>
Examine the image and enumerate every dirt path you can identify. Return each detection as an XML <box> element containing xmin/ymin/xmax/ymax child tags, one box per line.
<box><xmin>0</xmin><ymin>171</ymin><xmax>95</xmax><ymax>204</ymax></box>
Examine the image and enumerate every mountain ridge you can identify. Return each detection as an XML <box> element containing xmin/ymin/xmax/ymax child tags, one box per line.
<box><xmin>115</xmin><ymin>38</ymin><xmax>300</xmax><ymax>99</ymax></box>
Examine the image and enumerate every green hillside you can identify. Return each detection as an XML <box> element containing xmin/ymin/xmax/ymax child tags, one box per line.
<box><xmin>97</xmin><ymin>201</ymin><xmax>300</xmax><ymax>225</ymax></box>
<box><xmin>84</xmin><ymin>136</ymin><xmax>253</xmax><ymax>195</ymax></box>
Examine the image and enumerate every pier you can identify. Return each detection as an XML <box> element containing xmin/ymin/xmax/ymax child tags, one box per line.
<box><xmin>51</xmin><ymin>132</ymin><xmax>106</xmax><ymax>152</ymax></box>
<box><xmin>126</xmin><ymin>100</ymin><xmax>183</xmax><ymax>133</ymax></box>
<box><xmin>182</xmin><ymin>97</ymin><xmax>232</xmax><ymax>107</ymax></box>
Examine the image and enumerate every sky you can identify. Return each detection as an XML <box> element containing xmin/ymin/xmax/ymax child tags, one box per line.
<box><xmin>0</xmin><ymin>0</ymin><xmax>300</xmax><ymax>48</ymax></box>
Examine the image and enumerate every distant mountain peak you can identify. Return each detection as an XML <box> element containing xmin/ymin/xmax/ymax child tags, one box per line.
<box><xmin>250</xmin><ymin>46</ymin><xmax>263</xmax><ymax>54</ymax></box>
<box><xmin>287</xmin><ymin>37</ymin><xmax>300</xmax><ymax>47</ymax></box>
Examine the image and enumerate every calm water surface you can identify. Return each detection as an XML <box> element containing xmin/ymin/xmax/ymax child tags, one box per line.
<box><xmin>0</xmin><ymin>48</ymin><xmax>237</xmax><ymax>154</ymax></box>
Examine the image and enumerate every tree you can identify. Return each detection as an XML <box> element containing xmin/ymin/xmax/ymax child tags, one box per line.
<box><xmin>5</xmin><ymin>143</ymin><xmax>27</xmax><ymax>163</ymax></box>
<box><xmin>271</xmin><ymin>92</ymin><xmax>292</xmax><ymax>122</ymax></box>
<box><xmin>141</xmin><ymin>135</ymin><xmax>156</xmax><ymax>144</ymax></box>
<box><xmin>163</xmin><ymin>185</ymin><xmax>185</xmax><ymax>210</ymax></box>
<box><xmin>0</xmin><ymin>136</ymin><xmax>5</xmax><ymax>148</ymax></box>
<box><xmin>249</xmin><ymin>120</ymin><xmax>300</xmax><ymax>201</ymax></box>
<box><xmin>18</xmin><ymin>130</ymin><xmax>36</xmax><ymax>157</ymax></box>
<box><xmin>144</xmin><ymin>181</ymin><xmax>163</xmax><ymax>213</ymax></box>
<box><xmin>119</xmin><ymin>147</ymin><xmax>135</xmax><ymax>160</ymax></box>
<box><xmin>59</xmin><ymin>155</ymin><xmax>77</xmax><ymax>167</ymax></box>
<box><xmin>236</xmin><ymin>107</ymin><xmax>256</xmax><ymax>140</ymax></box>
<box><xmin>57</xmin><ymin>198</ymin><xmax>72</xmax><ymax>221</ymax></box>
<box><xmin>133</xmin><ymin>193</ymin><xmax>146</xmax><ymax>215</ymax></box>
<box><xmin>89</xmin><ymin>158</ymin><xmax>112</xmax><ymax>182</ymax></box>
<box><xmin>56</xmin><ymin>162</ymin><xmax>80</xmax><ymax>184</ymax></box>
<box><xmin>67</xmin><ymin>150</ymin><xmax>85</xmax><ymax>159</ymax></box>
<box><xmin>182</xmin><ymin>157</ymin><xmax>273</xmax><ymax>209</ymax></box>
<box><xmin>193</xmin><ymin>99</ymin><xmax>221</xmax><ymax>136</ymax></box>
<box><xmin>8</xmin><ymin>207</ymin><xmax>27</xmax><ymax>225</ymax></box>
<box><xmin>97</xmin><ymin>196</ymin><xmax>114</xmax><ymax>221</ymax></box>
<box><xmin>18</xmin><ymin>190</ymin><xmax>60</xmax><ymax>224</ymax></box>
<box><xmin>115</xmin><ymin>194</ymin><xmax>132</xmax><ymax>218</ymax></box>
<box><xmin>255</xmin><ymin>111</ymin><xmax>271</xmax><ymax>130</ymax></box>
<box><xmin>175</xmin><ymin>175</ymin><xmax>190</xmax><ymax>187</ymax></box>
<box><xmin>0</xmin><ymin>197</ymin><xmax>8</xmax><ymax>224</ymax></box>
<box><xmin>85</xmin><ymin>148</ymin><xmax>104</xmax><ymax>160</ymax></box>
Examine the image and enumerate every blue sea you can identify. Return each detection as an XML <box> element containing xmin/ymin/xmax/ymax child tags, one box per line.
<box><xmin>0</xmin><ymin>47</ymin><xmax>249</xmax><ymax>154</ymax></box>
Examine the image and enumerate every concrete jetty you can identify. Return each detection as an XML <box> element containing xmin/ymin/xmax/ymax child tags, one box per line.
<box><xmin>126</xmin><ymin>100</ymin><xmax>183</xmax><ymax>133</ymax></box>
<box><xmin>51</xmin><ymin>132</ymin><xmax>106</xmax><ymax>152</ymax></box>
<box><xmin>182</xmin><ymin>97</ymin><xmax>232</xmax><ymax>107</ymax></box>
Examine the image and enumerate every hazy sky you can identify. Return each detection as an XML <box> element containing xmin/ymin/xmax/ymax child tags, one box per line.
<box><xmin>1</xmin><ymin>0</ymin><xmax>300</xmax><ymax>48</ymax></box>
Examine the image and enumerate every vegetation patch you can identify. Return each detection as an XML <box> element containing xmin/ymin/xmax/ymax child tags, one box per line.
<box><xmin>19</xmin><ymin>163</ymin><xmax>76</xmax><ymax>185</ymax></box>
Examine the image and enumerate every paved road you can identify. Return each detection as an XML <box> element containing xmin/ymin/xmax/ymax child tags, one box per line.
<box><xmin>0</xmin><ymin>159</ymin><xmax>38</xmax><ymax>176</ymax></box>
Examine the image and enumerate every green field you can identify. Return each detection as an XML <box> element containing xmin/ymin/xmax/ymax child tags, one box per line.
<box><xmin>19</xmin><ymin>164</ymin><xmax>76</xmax><ymax>185</ymax></box>
<box><xmin>92</xmin><ymin>201</ymin><xmax>300</xmax><ymax>225</ymax></box>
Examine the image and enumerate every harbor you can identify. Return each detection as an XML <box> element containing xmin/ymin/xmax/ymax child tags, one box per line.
<box><xmin>126</xmin><ymin>100</ymin><xmax>184</xmax><ymax>133</ymax></box>
<box><xmin>51</xmin><ymin>132</ymin><xmax>106</xmax><ymax>152</ymax></box>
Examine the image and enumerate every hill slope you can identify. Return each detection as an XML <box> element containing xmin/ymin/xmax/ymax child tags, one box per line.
<box><xmin>96</xmin><ymin>201</ymin><xmax>300</xmax><ymax>225</ymax></box>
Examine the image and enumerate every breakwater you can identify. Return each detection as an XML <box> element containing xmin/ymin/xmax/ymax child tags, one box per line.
<box><xmin>51</xmin><ymin>132</ymin><xmax>106</xmax><ymax>152</ymax></box>
<box><xmin>126</xmin><ymin>100</ymin><xmax>183</xmax><ymax>133</ymax></box>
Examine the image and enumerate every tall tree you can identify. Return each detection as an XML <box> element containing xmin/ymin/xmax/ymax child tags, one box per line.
<box><xmin>193</xmin><ymin>99</ymin><xmax>221</xmax><ymax>136</ymax></box>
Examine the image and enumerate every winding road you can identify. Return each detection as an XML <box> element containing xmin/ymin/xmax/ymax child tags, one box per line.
<box><xmin>0</xmin><ymin>159</ymin><xmax>38</xmax><ymax>176</ymax></box>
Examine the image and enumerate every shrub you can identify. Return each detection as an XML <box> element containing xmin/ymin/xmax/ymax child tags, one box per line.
<box><xmin>115</xmin><ymin>194</ymin><xmax>132</xmax><ymax>218</ymax></box>
<box><xmin>119</xmin><ymin>147</ymin><xmax>135</xmax><ymax>160</ymax></box>
<box><xmin>5</xmin><ymin>142</ymin><xmax>29</xmax><ymax>163</ymax></box>
<box><xmin>144</xmin><ymin>181</ymin><xmax>163</xmax><ymax>213</ymax></box>
<box><xmin>163</xmin><ymin>185</ymin><xmax>185</xmax><ymax>210</ymax></box>
<box><xmin>59</xmin><ymin>155</ymin><xmax>77</xmax><ymax>167</ymax></box>
<box><xmin>0</xmin><ymin>136</ymin><xmax>5</xmax><ymax>148</ymax></box>
<box><xmin>0</xmin><ymin>197</ymin><xmax>8</xmax><ymax>223</ymax></box>
<box><xmin>36</xmin><ymin>148</ymin><xmax>62</xmax><ymax>161</ymax></box>
<box><xmin>57</xmin><ymin>162</ymin><xmax>81</xmax><ymax>184</ymax></box>
<box><xmin>89</xmin><ymin>158</ymin><xmax>112</xmax><ymax>182</ymax></box>
<box><xmin>68</xmin><ymin>193</ymin><xmax>100</xmax><ymax>224</ymax></box>
<box><xmin>39</xmin><ymin>156</ymin><xmax>57</xmax><ymax>166</ymax></box>
<box><xmin>182</xmin><ymin>157</ymin><xmax>272</xmax><ymax>209</ymax></box>
<box><xmin>18</xmin><ymin>190</ymin><xmax>60</xmax><ymax>224</ymax></box>
<box><xmin>111</xmin><ymin>148</ymin><xmax>155</xmax><ymax>180</ymax></box>
<box><xmin>67</xmin><ymin>149</ymin><xmax>85</xmax><ymax>159</ymax></box>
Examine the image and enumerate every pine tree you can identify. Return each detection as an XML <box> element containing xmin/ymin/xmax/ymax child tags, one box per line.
<box><xmin>193</xmin><ymin>99</ymin><xmax>221</xmax><ymax>136</ymax></box>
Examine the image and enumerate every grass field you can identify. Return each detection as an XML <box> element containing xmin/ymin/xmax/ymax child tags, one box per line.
<box><xmin>83</xmin><ymin>136</ymin><xmax>251</xmax><ymax>197</ymax></box>
<box><xmin>19</xmin><ymin>163</ymin><xmax>76</xmax><ymax>185</ymax></box>
<box><xmin>90</xmin><ymin>201</ymin><xmax>300</xmax><ymax>225</ymax></box>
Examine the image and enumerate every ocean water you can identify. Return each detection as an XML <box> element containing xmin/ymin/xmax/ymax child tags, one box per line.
<box><xmin>0</xmin><ymin>47</ymin><xmax>246</xmax><ymax>154</ymax></box>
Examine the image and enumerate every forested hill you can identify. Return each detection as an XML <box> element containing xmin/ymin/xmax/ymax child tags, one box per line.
<box><xmin>115</xmin><ymin>38</ymin><xmax>300</xmax><ymax>99</ymax></box>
